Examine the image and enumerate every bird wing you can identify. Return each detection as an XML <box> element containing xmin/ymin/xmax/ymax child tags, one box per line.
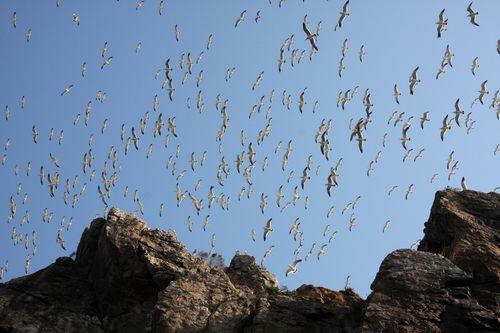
<box><xmin>302</xmin><ymin>19</ymin><xmax>312</xmax><ymax>36</ymax></box>
<box><xmin>466</xmin><ymin>3</ymin><xmax>474</xmax><ymax>15</ymax></box>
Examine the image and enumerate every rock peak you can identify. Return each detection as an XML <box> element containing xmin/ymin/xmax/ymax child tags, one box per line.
<box><xmin>1</xmin><ymin>189</ymin><xmax>499</xmax><ymax>332</ymax></box>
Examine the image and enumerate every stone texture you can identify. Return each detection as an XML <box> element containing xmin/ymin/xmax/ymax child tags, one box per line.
<box><xmin>226</xmin><ymin>254</ymin><xmax>278</xmax><ymax>296</ymax></box>
<box><xmin>0</xmin><ymin>189</ymin><xmax>498</xmax><ymax>332</ymax></box>
<box><xmin>418</xmin><ymin>190</ymin><xmax>500</xmax><ymax>315</ymax></box>
<box><xmin>362</xmin><ymin>250</ymin><xmax>498</xmax><ymax>333</ymax></box>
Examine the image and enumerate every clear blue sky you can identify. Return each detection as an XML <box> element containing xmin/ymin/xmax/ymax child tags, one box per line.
<box><xmin>0</xmin><ymin>1</ymin><xmax>499</xmax><ymax>297</ymax></box>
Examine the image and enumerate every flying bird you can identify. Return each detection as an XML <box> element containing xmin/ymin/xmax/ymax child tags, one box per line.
<box><xmin>60</xmin><ymin>84</ymin><xmax>74</xmax><ymax>96</ymax></box>
<box><xmin>436</xmin><ymin>9</ymin><xmax>448</xmax><ymax>38</ymax></box>
<box><xmin>285</xmin><ymin>259</ymin><xmax>302</xmax><ymax>277</ymax></box>
<box><xmin>235</xmin><ymin>10</ymin><xmax>247</xmax><ymax>28</ymax></box>
<box><xmin>302</xmin><ymin>15</ymin><xmax>318</xmax><ymax>51</ymax></box>
<box><xmin>409</xmin><ymin>67</ymin><xmax>420</xmax><ymax>95</ymax></box>
<box><xmin>466</xmin><ymin>2</ymin><xmax>479</xmax><ymax>26</ymax></box>
<box><xmin>263</xmin><ymin>218</ymin><xmax>273</xmax><ymax>241</ymax></box>
<box><xmin>335</xmin><ymin>1</ymin><xmax>350</xmax><ymax>31</ymax></box>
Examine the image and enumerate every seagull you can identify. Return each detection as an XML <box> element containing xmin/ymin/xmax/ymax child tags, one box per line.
<box><xmin>420</xmin><ymin>111</ymin><xmax>430</xmax><ymax>129</ymax></box>
<box><xmin>174</xmin><ymin>24</ymin><xmax>180</xmax><ymax>42</ymax></box>
<box><xmin>49</xmin><ymin>153</ymin><xmax>60</xmax><ymax>168</ymax></box>
<box><xmin>261</xmin><ymin>245</ymin><xmax>274</xmax><ymax>266</ymax></box>
<box><xmin>303</xmin><ymin>15</ymin><xmax>318</xmax><ymax>51</ymax></box>
<box><xmin>335</xmin><ymin>1</ymin><xmax>350</xmax><ymax>31</ymax></box>
<box><xmin>26</xmin><ymin>28</ymin><xmax>32</xmax><ymax>42</ymax></box>
<box><xmin>414</xmin><ymin>148</ymin><xmax>425</xmax><ymax>162</ymax></box>
<box><xmin>252</xmin><ymin>71</ymin><xmax>264</xmax><ymax>90</ymax></box>
<box><xmin>430</xmin><ymin>173</ymin><xmax>439</xmax><ymax>183</ymax></box>
<box><xmin>101</xmin><ymin>56</ymin><xmax>113</xmax><ymax>70</ymax></box>
<box><xmin>477</xmin><ymin>80</ymin><xmax>489</xmax><ymax>104</ymax></box>
<box><xmin>341</xmin><ymin>38</ymin><xmax>349</xmax><ymax>56</ymax></box>
<box><xmin>72</xmin><ymin>13</ymin><xmax>80</xmax><ymax>26</ymax></box>
<box><xmin>60</xmin><ymin>84</ymin><xmax>74</xmax><ymax>96</ymax></box>
<box><xmin>301</xmin><ymin>167</ymin><xmax>310</xmax><ymax>189</ymax></box>
<box><xmin>402</xmin><ymin>149</ymin><xmax>413</xmax><ymax>163</ymax></box>
<box><xmin>489</xmin><ymin>90</ymin><xmax>498</xmax><ymax>110</ymax></box>
<box><xmin>466</xmin><ymin>2</ymin><xmax>479</xmax><ymax>26</ymax></box>
<box><xmin>135</xmin><ymin>1</ymin><xmax>144</xmax><ymax>10</ymax></box>
<box><xmin>357</xmin><ymin>133</ymin><xmax>366</xmax><ymax>153</ymax></box>
<box><xmin>436</xmin><ymin>9</ymin><xmax>448</xmax><ymax>38</ymax></box>
<box><xmin>317</xmin><ymin>244</ymin><xmax>327</xmax><ymax>260</ymax></box>
<box><xmin>359</xmin><ymin>45</ymin><xmax>365</xmax><ymax>62</ymax></box>
<box><xmin>405</xmin><ymin>184</ymin><xmax>414</xmax><ymax>200</ymax></box>
<box><xmin>435</xmin><ymin>65</ymin><xmax>446</xmax><ymax>80</ymax></box>
<box><xmin>276</xmin><ymin>185</ymin><xmax>284</xmax><ymax>207</ymax></box>
<box><xmin>409</xmin><ymin>67</ymin><xmax>420</xmax><ymax>95</ymax></box>
<box><xmin>401</xmin><ymin>124</ymin><xmax>411</xmax><ymax>150</ymax></box>
<box><xmin>206</xmin><ymin>34</ymin><xmax>213</xmax><ymax>50</ymax></box>
<box><xmin>388</xmin><ymin>185</ymin><xmax>398</xmax><ymax>196</ymax></box>
<box><xmin>260</xmin><ymin>193</ymin><xmax>268</xmax><ymax>214</ymax></box>
<box><xmin>255</xmin><ymin>10</ymin><xmax>261</xmax><ymax>23</ymax></box>
<box><xmin>393</xmin><ymin>84</ymin><xmax>401</xmax><ymax>104</ymax></box>
<box><xmin>440</xmin><ymin>115</ymin><xmax>452</xmax><ymax>141</ymax></box>
<box><xmin>159</xmin><ymin>1</ymin><xmax>164</xmax><ymax>15</ymax></box>
<box><xmin>81</xmin><ymin>62</ymin><xmax>87</xmax><ymax>77</ymax></box>
<box><xmin>344</xmin><ymin>275</ymin><xmax>351</xmax><ymax>290</ymax></box>
<box><xmin>453</xmin><ymin>99</ymin><xmax>464</xmax><ymax>126</ymax></box>
<box><xmin>328</xmin><ymin>231</ymin><xmax>338</xmax><ymax>243</ymax></box>
<box><xmin>278</xmin><ymin>48</ymin><xmax>286</xmax><ymax>72</ymax></box>
<box><xmin>263</xmin><ymin>218</ymin><xmax>273</xmax><ymax>241</ymax></box>
<box><xmin>382</xmin><ymin>220</ymin><xmax>390</xmax><ymax>233</ymax></box>
<box><xmin>447</xmin><ymin>151</ymin><xmax>455</xmax><ymax>170</ymax></box>
<box><xmin>338</xmin><ymin>57</ymin><xmax>345</xmax><ymax>77</ymax></box>
<box><xmin>461</xmin><ymin>177</ymin><xmax>468</xmax><ymax>191</ymax></box>
<box><xmin>25</xmin><ymin>255</ymin><xmax>30</xmax><ymax>274</ymax></box>
<box><xmin>367</xmin><ymin>161</ymin><xmax>374</xmax><ymax>176</ymax></box>
<box><xmin>449</xmin><ymin>161</ymin><xmax>459</xmax><ymax>181</ymax></box>
<box><xmin>235</xmin><ymin>10</ymin><xmax>247</xmax><ymax>28</ymax></box>
<box><xmin>471</xmin><ymin>57</ymin><xmax>479</xmax><ymax>76</ymax></box>
<box><xmin>442</xmin><ymin>45</ymin><xmax>454</xmax><ymax>67</ymax></box>
<box><xmin>326</xmin><ymin>167</ymin><xmax>339</xmax><ymax>196</ymax></box>
<box><xmin>56</xmin><ymin>229</ymin><xmax>66</xmax><ymax>250</ymax></box>
<box><xmin>12</xmin><ymin>12</ymin><xmax>17</xmax><ymax>29</ymax></box>
<box><xmin>168</xmin><ymin>79</ymin><xmax>175</xmax><ymax>101</ymax></box>
<box><xmin>251</xmin><ymin>230</ymin><xmax>257</xmax><ymax>242</ymax></box>
<box><xmin>286</xmin><ymin>259</ymin><xmax>302</xmax><ymax>277</ymax></box>
<box><xmin>305</xmin><ymin>243</ymin><xmax>316</xmax><ymax>261</ymax></box>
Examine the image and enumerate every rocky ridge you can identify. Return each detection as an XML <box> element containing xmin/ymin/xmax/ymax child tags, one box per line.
<box><xmin>0</xmin><ymin>189</ymin><xmax>498</xmax><ymax>332</ymax></box>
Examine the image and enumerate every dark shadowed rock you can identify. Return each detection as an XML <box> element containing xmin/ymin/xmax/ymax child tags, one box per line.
<box><xmin>363</xmin><ymin>249</ymin><xmax>498</xmax><ymax>332</ymax></box>
<box><xmin>418</xmin><ymin>190</ymin><xmax>500</xmax><ymax>315</ymax></box>
<box><xmin>0</xmin><ymin>190</ymin><xmax>498</xmax><ymax>332</ymax></box>
<box><xmin>226</xmin><ymin>254</ymin><xmax>278</xmax><ymax>296</ymax></box>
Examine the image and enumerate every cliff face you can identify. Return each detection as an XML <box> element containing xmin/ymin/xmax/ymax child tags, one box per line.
<box><xmin>0</xmin><ymin>189</ymin><xmax>498</xmax><ymax>333</ymax></box>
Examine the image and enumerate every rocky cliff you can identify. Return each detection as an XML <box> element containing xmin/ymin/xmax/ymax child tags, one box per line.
<box><xmin>0</xmin><ymin>189</ymin><xmax>498</xmax><ymax>333</ymax></box>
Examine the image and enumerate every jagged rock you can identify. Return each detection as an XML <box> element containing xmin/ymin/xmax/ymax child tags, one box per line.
<box><xmin>247</xmin><ymin>285</ymin><xmax>364</xmax><ymax>333</ymax></box>
<box><xmin>226</xmin><ymin>254</ymin><xmax>278</xmax><ymax>296</ymax></box>
<box><xmin>363</xmin><ymin>249</ymin><xmax>498</xmax><ymax>332</ymax></box>
<box><xmin>418</xmin><ymin>190</ymin><xmax>500</xmax><ymax>315</ymax></box>
<box><xmin>0</xmin><ymin>190</ymin><xmax>498</xmax><ymax>332</ymax></box>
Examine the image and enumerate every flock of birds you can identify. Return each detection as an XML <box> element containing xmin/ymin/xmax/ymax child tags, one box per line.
<box><xmin>1</xmin><ymin>1</ymin><xmax>499</xmax><ymax>291</ymax></box>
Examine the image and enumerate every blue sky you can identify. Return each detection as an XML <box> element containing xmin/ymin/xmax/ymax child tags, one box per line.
<box><xmin>0</xmin><ymin>0</ymin><xmax>499</xmax><ymax>297</ymax></box>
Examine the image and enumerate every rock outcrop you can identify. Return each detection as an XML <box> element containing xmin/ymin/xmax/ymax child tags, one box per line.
<box><xmin>0</xmin><ymin>189</ymin><xmax>499</xmax><ymax>332</ymax></box>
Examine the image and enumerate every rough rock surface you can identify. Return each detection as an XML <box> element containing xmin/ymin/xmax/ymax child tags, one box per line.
<box><xmin>0</xmin><ymin>190</ymin><xmax>498</xmax><ymax>332</ymax></box>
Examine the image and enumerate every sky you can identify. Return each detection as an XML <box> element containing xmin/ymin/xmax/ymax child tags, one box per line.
<box><xmin>0</xmin><ymin>0</ymin><xmax>499</xmax><ymax>297</ymax></box>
